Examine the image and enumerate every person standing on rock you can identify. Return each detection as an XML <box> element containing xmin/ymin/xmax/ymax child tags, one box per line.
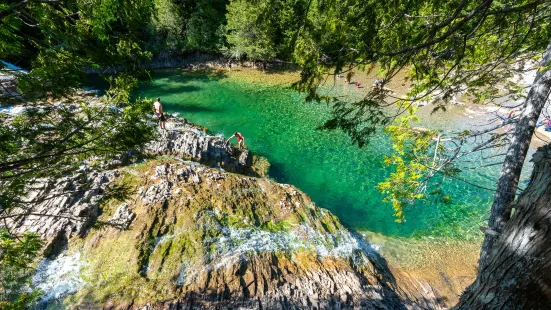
<box><xmin>153</xmin><ymin>98</ymin><xmax>166</xmax><ymax>129</ymax></box>
<box><xmin>226</xmin><ymin>132</ymin><xmax>245</xmax><ymax>149</ymax></box>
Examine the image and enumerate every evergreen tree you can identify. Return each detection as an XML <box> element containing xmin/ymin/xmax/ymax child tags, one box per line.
<box><xmin>151</xmin><ymin>0</ymin><xmax>228</xmax><ymax>53</ymax></box>
<box><xmin>294</xmin><ymin>0</ymin><xmax>551</xmax><ymax>307</ymax></box>
<box><xmin>225</xmin><ymin>0</ymin><xmax>278</xmax><ymax>66</ymax></box>
<box><xmin>224</xmin><ymin>0</ymin><xmax>309</xmax><ymax>68</ymax></box>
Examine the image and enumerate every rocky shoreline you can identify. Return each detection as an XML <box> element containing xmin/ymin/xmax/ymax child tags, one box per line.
<box><xmin>4</xmin><ymin>108</ymin><xmax>452</xmax><ymax>309</ymax></box>
<box><xmin>85</xmin><ymin>52</ymin><xmax>299</xmax><ymax>74</ymax></box>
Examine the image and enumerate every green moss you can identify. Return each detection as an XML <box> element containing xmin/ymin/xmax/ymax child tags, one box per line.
<box><xmin>224</xmin><ymin>213</ymin><xmax>250</xmax><ymax>229</ymax></box>
<box><xmin>251</xmin><ymin>155</ymin><xmax>270</xmax><ymax>177</ymax></box>
<box><xmin>261</xmin><ymin>220</ymin><xmax>292</xmax><ymax>233</ymax></box>
<box><xmin>69</xmin><ymin>158</ymin><xmax>359</xmax><ymax>307</ymax></box>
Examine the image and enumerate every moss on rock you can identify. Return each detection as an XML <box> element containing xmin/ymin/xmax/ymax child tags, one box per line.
<box><xmin>60</xmin><ymin>159</ymin><xmax>404</xmax><ymax>308</ymax></box>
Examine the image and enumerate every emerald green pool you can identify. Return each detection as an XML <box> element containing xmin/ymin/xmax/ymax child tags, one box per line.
<box><xmin>137</xmin><ymin>70</ymin><xmax>495</xmax><ymax>239</ymax></box>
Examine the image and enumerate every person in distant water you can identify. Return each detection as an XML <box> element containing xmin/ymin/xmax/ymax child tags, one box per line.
<box><xmin>345</xmin><ymin>72</ymin><xmax>354</xmax><ymax>84</ymax></box>
<box><xmin>536</xmin><ymin>115</ymin><xmax>550</xmax><ymax>128</ymax></box>
<box><xmin>226</xmin><ymin>132</ymin><xmax>245</xmax><ymax>149</ymax></box>
<box><xmin>545</xmin><ymin>117</ymin><xmax>551</xmax><ymax>132</ymax></box>
<box><xmin>506</xmin><ymin>108</ymin><xmax>521</xmax><ymax>120</ymax></box>
<box><xmin>153</xmin><ymin>98</ymin><xmax>166</xmax><ymax>129</ymax></box>
<box><xmin>375</xmin><ymin>78</ymin><xmax>386</xmax><ymax>89</ymax></box>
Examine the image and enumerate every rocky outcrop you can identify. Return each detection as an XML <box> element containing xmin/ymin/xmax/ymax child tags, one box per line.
<box><xmin>145</xmin><ymin>117</ymin><xmax>253</xmax><ymax>175</ymax></box>
<box><xmin>4</xmin><ymin>170</ymin><xmax>118</xmax><ymax>257</ymax></box>
<box><xmin>107</xmin><ymin>203</ymin><xmax>135</xmax><ymax>229</ymax></box>
<box><xmin>4</xmin><ymin>117</ymin><xmax>253</xmax><ymax>257</ymax></box>
<box><xmin>37</xmin><ymin>159</ymin><xmax>420</xmax><ymax>309</ymax></box>
<box><xmin>4</xmin><ymin>115</ymin><xmax>442</xmax><ymax>309</ymax></box>
<box><xmin>85</xmin><ymin>53</ymin><xmax>298</xmax><ymax>74</ymax></box>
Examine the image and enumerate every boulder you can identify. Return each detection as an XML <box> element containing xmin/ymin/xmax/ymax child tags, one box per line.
<box><xmin>145</xmin><ymin>117</ymin><xmax>253</xmax><ymax>175</ymax></box>
<box><xmin>107</xmin><ymin>203</ymin><xmax>135</xmax><ymax>229</ymax></box>
<box><xmin>4</xmin><ymin>170</ymin><xmax>118</xmax><ymax>256</ymax></box>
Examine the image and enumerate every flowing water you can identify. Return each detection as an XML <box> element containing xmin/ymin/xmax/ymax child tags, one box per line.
<box><xmin>133</xmin><ymin>69</ymin><xmax>498</xmax><ymax>239</ymax></box>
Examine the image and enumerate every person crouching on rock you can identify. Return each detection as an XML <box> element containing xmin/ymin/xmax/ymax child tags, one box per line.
<box><xmin>226</xmin><ymin>132</ymin><xmax>245</xmax><ymax>149</ymax></box>
<box><xmin>153</xmin><ymin>98</ymin><xmax>166</xmax><ymax>129</ymax></box>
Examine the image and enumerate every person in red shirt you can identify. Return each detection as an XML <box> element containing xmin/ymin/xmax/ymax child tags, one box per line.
<box><xmin>226</xmin><ymin>132</ymin><xmax>245</xmax><ymax>149</ymax></box>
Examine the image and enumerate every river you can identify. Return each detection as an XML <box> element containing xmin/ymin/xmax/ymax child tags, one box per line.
<box><xmin>134</xmin><ymin>68</ymin><xmax>497</xmax><ymax>239</ymax></box>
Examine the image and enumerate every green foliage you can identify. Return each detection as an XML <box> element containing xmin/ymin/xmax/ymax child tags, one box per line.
<box><xmin>0</xmin><ymin>5</ymin><xmax>23</xmax><ymax>59</ymax></box>
<box><xmin>0</xmin><ymin>2</ymin><xmax>160</xmax><ymax>305</ymax></box>
<box><xmin>224</xmin><ymin>0</ymin><xmax>309</xmax><ymax>62</ymax></box>
<box><xmin>290</xmin><ymin>0</ymin><xmax>551</xmax><ymax>220</ymax></box>
<box><xmin>377</xmin><ymin>113</ymin><xmax>462</xmax><ymax>221</ymax></box>
<box><xmin>294</xmin><ymin>0</ymin><xmax>551</xmax><ymax>135</ymax></box>
<box><xmin>151</xmin><ymin>0</ymin><xmax>228</xmax><ymax>53</ymax></box>
<box><xmin>377</xmin><ymin>114</ymin><xmax>436</xmax><ymax>221</ymax></box>
<box><xmin>152</xmin><ymin>0</ymin><xmax>187</xmax><ymax>51</ymax></box>
<box><xmin>225</xmin><ymin>0</ymin><xmax>278</xmax><ymax>61</ymax></box>
<box><xmin>0</xmin><ymin>95</ymin><xmax>157</xmax><ymax>210</ymax></box>
<box><xmin>0</xmin><ymin>230</ymin><xmax>44</xmax><ymax>309</ymax></box>
<box><xmin>17</xmin><ymin>49</ymin><xmax>86</xmax><ymax>99</ymax></box>
<box><xmin>185</xmin><ymin>0</ymin><xmax>229</xmax><ymax>51</ymax></box>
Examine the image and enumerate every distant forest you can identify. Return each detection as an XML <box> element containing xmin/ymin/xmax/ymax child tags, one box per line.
<box><xmin>8</xmin><ymin>0</ymin><xmax>312</xmax><ymax>68</ymax></box>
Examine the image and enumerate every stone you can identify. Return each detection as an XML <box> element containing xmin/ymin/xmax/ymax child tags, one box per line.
<box><xmin>4</xmin><ymin>110</ymin><xmax>444</xmax><ymax>308</ymax></box>
<box><xmin>145</xmin><ymin>118</ymin><xmax>252</xmax><ymax>174</ymax></box>
<box><xmin>3</xmin><ymin>170</ymin><xmax>117</xmax><ymax>254</ymax></box>
<box><xmin>43</xmin><ymin>160</ymin><xmax>434</xmax><ymax>310</ymax></box>
<box><xmin>107</xmin><ymin>203</ymin><xmax>135</xmax><ymax>229</ymax></box>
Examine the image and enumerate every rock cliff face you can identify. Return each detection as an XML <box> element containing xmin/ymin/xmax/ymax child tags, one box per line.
<box><xmin>4</xmin><ymin>170</ymin><xmax>118</xmax><ymax>257</ymax></box>
<box><xmin>43</xmin><ymin>159</ymin><xmax>414</xmax><ymax>309</ymax></box>
<box><xmin>145</xmin><ymin>118</ymin><xmax>253</xmax><ymax>175</ymax></box>
<box><xmin>5</xmin><ymin>119</ymin><xmax>255</xmax><ymax>258</ymax></box>
<box><xmin>6</xmin><ymin>121</ymin><xmax>441</xmax><ymax>309</ymax></box>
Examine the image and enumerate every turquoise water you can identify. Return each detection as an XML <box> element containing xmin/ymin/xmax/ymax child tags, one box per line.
<box><xmin>136</xmin><ymin>70</ymin><xmax>496</xmax><ymax>238</ymax></box>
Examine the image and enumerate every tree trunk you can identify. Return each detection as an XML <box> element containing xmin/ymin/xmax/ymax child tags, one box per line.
<box><xmin>478</xmin><ymin>41</ymin><xmax>551</xmax><ymax>271</ymax></box>
<box><xmin>455</xmin><ymin>144</ymin><xmax>551</xmax><ymax>309</ymax></box>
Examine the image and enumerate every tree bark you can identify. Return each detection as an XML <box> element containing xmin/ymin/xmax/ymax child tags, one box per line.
<box><xmin>478</xmin><ymin>40</ymin><xmax>551</xmax><ymax>272</ymax></box>
<box><xmin>455</xmin><ymin>144</ymin><xmax>551</xmax><ymax>309</ymax></box>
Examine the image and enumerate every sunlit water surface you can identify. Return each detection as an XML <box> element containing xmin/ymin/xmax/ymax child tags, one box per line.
<box><xmin>135</xmin><ymin>70</ymin><xmax>499</xmax><ymax>239</ymax></box>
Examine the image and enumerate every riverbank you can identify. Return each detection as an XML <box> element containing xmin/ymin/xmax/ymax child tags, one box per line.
<box><xmin>153</xmin><ymin>65</ymin><xmax>534</xmax><ymax>132</ymax></box>
<box><xmin>363</xmin><ymin>231</ymin><xmax>481</xmax><ymax>306</ymax></box>
<box><xmin>1</xmin><ymin>90</ymin><xmax>480</xmax><ymax>307</ymax></box>
<box><xmin>2</xmin><ymin>112</ymin><xmax>455</xmax><ymax>308</ymax></box>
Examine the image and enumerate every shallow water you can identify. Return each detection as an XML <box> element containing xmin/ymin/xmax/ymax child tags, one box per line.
<box><xmin>136</xmin><ymin>70</ymin><xmax>497</xmax><ymax>239</ymax></box>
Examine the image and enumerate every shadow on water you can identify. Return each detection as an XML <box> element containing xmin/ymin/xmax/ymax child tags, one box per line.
<box><xmin>268</xmin><ymin>160</ymin><xmax>361</xmax><ymax>225</ymax></box>
<box><xmin>165</xmin><ymin>103</ymin><xmax>221</xmax><ymax>114</ymax></box>
<box><xmin>268</xmin><ymin>159</ymin><xmax>397</xmax><ymax>235</ymax></box>
<box><xmin>143</xmin><ymin>84</ymin><xmax>202</xmax><ymax>97</ymax></box>
<box><xmin>266</xmin><ymin>161</ymin><xmax>289</xmax><ymax>183</ymax></box>
<box><xmin>153</xmin><ymin>68</ymin><xmax>230</xmax><ymax>82</ymax></box>
<box><xmin>262</xmin><ymin>66</ymin><xmax>300</xmax><ymax>75</ymax></box>
<box><xmin>348</xmin><ymin>231</ymin><xmax>447</xmax><ymax>308</ymax></box>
